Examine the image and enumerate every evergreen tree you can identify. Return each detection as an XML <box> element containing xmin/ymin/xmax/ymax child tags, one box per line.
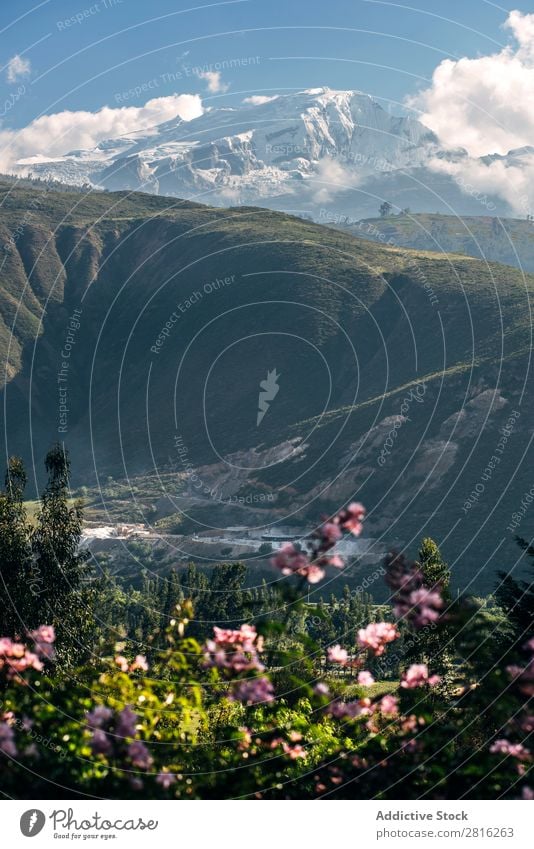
<box><xmin>418</xmin><ymin>537</ymin><xmax>451</xmax><ymax>598</ymax></box>
<box><xmin>0</xmin><ymin>457</ymin><xmax>32</xmax><ymax>635</ymax></box>
<box><xmin>404</xmin><ymin>538</ymin><xmax>452</xmax><ymax>679</ymax></box>
<box><xmin>495</xmin><ymin>535</ymin><xmax>534</xmax><ymax>646</ymax></box>
<box><xmin>31</xmin><ymin>445</ymin><xmax>94</xmax><ymax>664</ymax></box>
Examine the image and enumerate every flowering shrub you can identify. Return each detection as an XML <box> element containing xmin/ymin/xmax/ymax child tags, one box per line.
<box><xmin>272</xmin><ymin>503</ymin><xmax>365</xmax><ymax>584</ymax></box>
<box><xmin>385</xmin><ymin>551</ymin><xmax>444</xmax><ymax>627</ymax></box>
<box><xmin>0</xmin><ymin>626</ymin><xmax>55</xmax><ymax>681</ymax></box>
<box><xmin>400</xmin><ymin>663</ymin><xmax>440</xmax><ymax>689</ymax></box>
<box><xmin>357</xmin><ymin>621</ymin><xmax>399</xmax><ymax>655</ymax></box>
<box><xmin>0</xmin><ymin>504</ymin><xmax>531</xmax><ymax>800</ymax></box>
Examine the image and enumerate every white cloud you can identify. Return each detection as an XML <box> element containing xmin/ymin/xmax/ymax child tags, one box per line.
<box><xmin>242</xmin><ymin>95</ymin><xmax>279</xmax><ymax>105</ymax></box>
<box><xmin>407</xmin><ymin>9</ymin><xmax>534</xmax><ymax>215</ymax></box>
<box><xmin>310</xmin><ymin>157</ymin><xmax>358</xmax><ymax>204</ymax></box>
<box><xmin>506</xmin><ymin>9</ymin><xmax>534</xmax><ymax>61</ymax></box>
<box><xmin>0</xmin><ymin>93</ymin><xmax>203</xmax><ymax>172</ymax></box>
<box><xmin>6</xmin><ymin>54</ymin><xmax>31</xmax><ymax>83</ymax></box>
<box><xmin>429</xmin><ymin>151</ymin><xmax>534</xmax><ymax>216</ymax></box>
<box><xmin>197</xmin><ymin>70</ymin><xmax>229</xmax><ymax>94</ymax></box>
<box><xmin>407</xmin><ymin>10</ymin><xmax>534</xmax><ymax>157</ymax></box>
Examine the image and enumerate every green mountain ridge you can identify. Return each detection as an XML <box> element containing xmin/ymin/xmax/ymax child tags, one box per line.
<box><xmin>0</xmin><ymin>183</ymin><xmax>533</xmax><ymax>591</ymax></box>
<box><xmin>330</xmin><ymin>212</ymin><xmax>534</xmax><ymax>273</ymax></box>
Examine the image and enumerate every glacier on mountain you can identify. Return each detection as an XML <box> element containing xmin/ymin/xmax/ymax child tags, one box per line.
<box><xmin>12</xmin><ymin>88</ymin><xmax>521</xmax><ymax>218</ymax></box>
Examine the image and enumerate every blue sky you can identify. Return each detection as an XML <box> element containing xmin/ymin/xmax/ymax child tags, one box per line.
<box><xmin>0</xmin><ymin>0</ymin><xmax>528</xmax><ymax>126</ymax></box>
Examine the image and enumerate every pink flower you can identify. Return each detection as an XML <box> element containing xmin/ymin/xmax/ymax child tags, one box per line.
<box><xmin>319</xmin><ymin>522</ymin><xmax>342</xmax><ymax>545</ymax></box>
<box><xmin>24</xmin><ymin>651</ymin><xmax>44</xmax><ymax>671</ymax></box>
<box><xmin>401</xmin><ymin>714</ymin><xmax>419</xmax><ymax>732</ymax></box>
<box><xmin>204</xmin><ymin>624</ymin><xmax>265</xmax><ymax>674</ymax></box>
<box><xmin>273</xmin><ymin>544</ymin><xmax>310</xmax><ymax>575</ymax></box>
<box><xmin>130</xmin><ymin>655</ymin><xmax>149</xmax><ymax>672</ymax></box>
<box><xmin>2</xmin><ymin>644</ymin><xmax>44</xmax><ymax>677</ymax></box>
<box><xmin>326</xmin><ymin>554</ymin><xmax>344</xmax><ymax>569</ymax></box>
<box><xmin>327</xmin><ymin>702</ymin><xmax>349</xmax><ymax>719</ymax></box>
<box><xmin>156</xmin><ymin>772</ymin><xmax>176</xmax><ymax>789</ymax></box>
<box><xmin>272</xmin><ymin>544</ymin><xmax>325</xmax><ymax>584</ymax></box>
<box><xmin>9</xmin><ymin>643</ymin><xmax>26</xmax><ymax>658</ymax></box>
<box><xmin>328</xmin><ymin>698</ymin><xmax>374</xmax><ymax>720</ymax></box>
<box><xmin>86</xmin><ymin>706</ymin><xmax>113</xmax><ymax>729</ymax></box>
<box><xmin>396</xmin><ymin>588</ymin><xmax>443</xmax><ymax>627</ymax></box>
<box><xmin>386</xmin><ymin>552</ymin><xmax>444</xmax><ymax>629</ymax></box>
<box><xmin>26</xmin><ymin>627</ymin><xmax>56</xmax><ymax>663</ymax></box>
<box><xmin>357</xmin><ymin>670</ymin><xmax>375</xmax><ymax>686</ymax></box>
<box><xmin>274</xmin><ymin>508</ymin><xmax>366</xmax><ymax>583</ymax></box>
<box><xmin>35</xmin><ymin>641</ymin><xmax>55</xmax><ymax>661</ymax></box>
<box><xmin>410</xmin><ymin>588</ymin><xmax>443</xmax><ymax>612</ymax></box>
<box><xmin>114</xmin><ymin>655</ymin><xmax>129</xmax><ymax>672</ymax></box>
<box><xmin>282</xmin><ymin>742</ymin><xmax>306</xmax><ymax>759</ymax></box>
<box><xmin>341</xmin><ymin>502</ymin><xmax>366</xmax><ymax>535</ymax></box>
<box><xmin>128</xmin><ymin>740</ymin><xmax>153</xmax><ymax>770</ymax></box>
<box><xmin>401</xmin><ymin>663</ymin><xmax>440</xmax><ymax>689</ymax></box>
<box><xmin>490</xmin><ymin>739</ymin><xmax>530</xmax><ymax>761</ymax></box>
<box><xmin>521</xmin><ymin>786</ymin><xmax>534</xmax><ymax>799</ymax></box>
<box><xmin>314</xmin><ymin>682</ymin><xmax>330</xmax><ymax>696</ymax></box>
<box><xmin>507</xmin><ymin>659</ymin><xmax>534</xmax><ymax>697</ymax></box>
<box><xmin>332</xmin><ymin>502</ymin><xmax>366</xmax><ymax>536</ymax></box>
<box><xmin>90</xmin><ymin>728</ymin><xmax>112</xmax><ymax>756</ymax></box>
<box><xmin>327</xmin><ymin>645</ymin><xmax>348</xmax><ymax>664</ymax></box>
<box><xmin>231</xmin><ymin>677</ymin><xmax>275</xmax><ymax>705</ymax></box>
<box><xmin>379</xmin><ymin>695</ymin><xmax>399</xmax><ymax>716</ymax></box>
<box><xmin>237</xmin><ymin>727</ymin><xmax>253</xmax><ymax>750</ymax></box>
<box><xmin>9</xmin><ymin>651</ymin><xmax>44</xmax><ymax>674</ymax></box>
<box><xmin>357</xmin><ymin>622</ymin><xmax>398</xmax><ymax>656</ymax></box>
<box><xmin>30</xmin><ymin>625</ymin><xmax>55</xmax><ymax>644</ymax></box>
<box><xmin>212</xmin><ymin>625</ymin><xmax>261</xmax><ymax>652</ymax></box>
<box><xmin>0</xmin><ymin>722</ymin><xmax>17</xmax><ymax>758</ymax></box>
<box><xmin>115</xmin><ymin>706</ymin><xmax>138</xmax><ymax>739</ymax></box>
<box><xmin>305</xmin><ymin>564</ymin><xmax>326</xmax><ymax>583</ymax></box>
<box><xmin>0</xmin><ymin>637</ymin><xmax>48</xmax><ymax>682</ymax></box>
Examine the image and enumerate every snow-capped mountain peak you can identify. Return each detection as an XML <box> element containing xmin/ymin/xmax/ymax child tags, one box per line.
<box><xmin>12</xmin><ymin>88</ymin><xmax>521</xmax><ymax>218</ymax></box>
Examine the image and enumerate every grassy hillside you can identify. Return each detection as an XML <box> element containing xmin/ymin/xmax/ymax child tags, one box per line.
<box><xmin>330</xmin><ymin>212</ymin><xmax>534</xmax><ymax>272</ymax></box>
<box><xmin>1</xmin><ymin>182</ymin><xmax>533</xmax><ymax>591</ymax></box>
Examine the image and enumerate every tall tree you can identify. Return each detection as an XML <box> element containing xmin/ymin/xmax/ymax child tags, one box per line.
<box><xmin>31</xmin><ymin>445</ymin><xmax>94</xmax><ymax>664</ymax></box>
<box><xmin>495</xmin><ymin>535</ymin><xmax>534</xmax><ymax>646</ymax></box>
<box><xmin>404</xmin><ymin>538</ymin><xmax>452</xmax><ymax>678</ymax></box>
<box><xmin>0</xmin><ymin>457</ymin><xmax>32</xmax><ymax>635</ymax></box>
<box><xmin>418</xmin><ymin>537</ymin><xmax>451</xmax><ymax>598</ymax></box>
